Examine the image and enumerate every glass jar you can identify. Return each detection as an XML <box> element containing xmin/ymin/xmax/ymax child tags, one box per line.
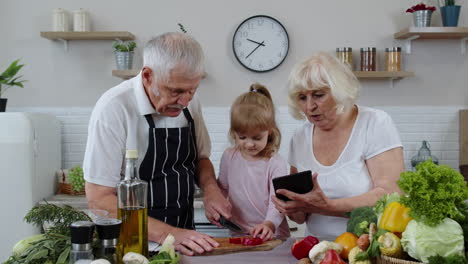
<box><xmin>336</xmin><ymin>47</ymin><xmax>353</xmax><ymax>69</ymax></box>
<box><xmin>410</xmin><ymin>140</ymin><xmax>439</xmax><ymax>169</ymax></box>
<box><xmin>360</xmin><ymin>47</ymin><xmax>376</xmax><ymax>71</ymax></box>
<box><xmin>385</xmin><ymin>47</ymin><xmax>402</xmax><ymax>72</ymax></box>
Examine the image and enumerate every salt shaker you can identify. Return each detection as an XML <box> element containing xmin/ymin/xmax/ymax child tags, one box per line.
<box><xmin>52</xmin><ymin>8</ymin><xmax>70</xmax><ymax>31</ymax></box>
<box><xmin>73</xmin><ymin>8</ymin><xmax>91</xmax><ymax>32</ymax></box>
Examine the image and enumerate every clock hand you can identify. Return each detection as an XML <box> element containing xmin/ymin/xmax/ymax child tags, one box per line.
<box><xmin>245</xmin><ymin>41</ymin><xmax>265</xmax><ymax>59</ymax></box>
<box><xmin>246</xmin><ymin>38</ymin><xmax>266</xmax><ymax>46</ymax></box>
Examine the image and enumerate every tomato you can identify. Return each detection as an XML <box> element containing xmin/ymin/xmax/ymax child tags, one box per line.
<box><xmin>334</xmin><ymin>232</ymin><xmax>358</xmax><ymax>260</ymax></box>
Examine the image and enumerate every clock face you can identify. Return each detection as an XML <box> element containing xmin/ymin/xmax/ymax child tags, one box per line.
<box><xmin>232</xmin><ymin>15</ymin><xmax>289</xmax><ymax>72</ymax></box>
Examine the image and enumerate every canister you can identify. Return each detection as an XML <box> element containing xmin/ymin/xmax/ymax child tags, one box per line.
<box><xmin>385</xmin><ymin>47</ymin><xmax>402</xmax><ymax>72</ymax></box>
<box><xmin>52</xmin><ymin>8</ymin><xmax>70</xmax><ymax>31</ymax></box>
<box><xmin>73</xmin><ymin>8</ymin><xmax>91</xmax><ymax>32</ymax></box>
<box><xmin>336</xmin><ymin>48</ymin><xmax>353</xmax><ymax>69</ymax></box>
<box><xmin>360</xmin><ymin>47</ymin><xmax>377</xmax><ymax>71</ymax></box>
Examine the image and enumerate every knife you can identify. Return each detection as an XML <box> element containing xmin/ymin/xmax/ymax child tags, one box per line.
<box><xmin>219</xmin><ymin>216</ymin><xmax>247</xmax><ymax>234</ymax></box>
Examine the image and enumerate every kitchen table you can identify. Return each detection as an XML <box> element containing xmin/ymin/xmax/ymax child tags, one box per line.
<box><xmin>181</xmin><ymin>237</ymin><xmax>298</xmax><ymax>264</ymax></box>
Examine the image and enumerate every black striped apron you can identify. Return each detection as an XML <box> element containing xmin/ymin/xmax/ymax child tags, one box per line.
<box><xmin>139</xmin><ymin>108</ymin><xmax>197</xmax><ymax>229</ymax></box>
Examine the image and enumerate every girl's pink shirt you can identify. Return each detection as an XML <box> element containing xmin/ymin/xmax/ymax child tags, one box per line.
<box><xmin>217</xmin><ymin>148</ymin><xmax>290</xmax><ymax>239</ymax></box>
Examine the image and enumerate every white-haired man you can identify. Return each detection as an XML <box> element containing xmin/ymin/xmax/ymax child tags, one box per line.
<box><xmin>83</xmin><ymin>32</ymin><xmax>231</xmax><ymax>255</ymax></box>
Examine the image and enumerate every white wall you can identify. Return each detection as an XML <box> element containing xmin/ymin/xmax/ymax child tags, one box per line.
<box><xmin>10</xmin><ymin>106</ymin><xmax>461</xmax><ymax>172</ymax></box>
<box><xmin>1</xmin><ymin>0</ymin><xmax>468</xmax><ymax>108</ymax></box>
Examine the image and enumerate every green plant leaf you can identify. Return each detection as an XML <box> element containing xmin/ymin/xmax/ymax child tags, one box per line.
<box><xmin>56</xmin><ymin>247</ymin><xmax>69</xmax><ymax>264</ymax></box>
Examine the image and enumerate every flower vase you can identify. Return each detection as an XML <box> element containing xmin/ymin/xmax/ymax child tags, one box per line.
<box><xmin>413</xmin><ymin>10</ymin><xmax>433</xmax><ymax>27</ymax></box>
<box><xmin>115</xmin><ymin>51</ymin><xmax>134</xmax><ymax>70</ymax></box>
<box><xmin>441</xmin><ymin>5</ymin><xmax>461</xmax><ymax>26</ymax></box>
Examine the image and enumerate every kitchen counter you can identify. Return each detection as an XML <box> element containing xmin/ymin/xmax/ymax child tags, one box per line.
<box><xmin>181</xmin><ymin>238</ymin><xmax>298</xmax><ymax>264</ymax></box>
<box><xmin>41</xmin><ymin>194</ymin><xmax>205</xmax><ymax>208</ymax></box>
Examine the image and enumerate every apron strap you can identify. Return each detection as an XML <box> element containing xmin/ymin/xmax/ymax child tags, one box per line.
<box><xmin>183</xmin><ymin>108</ymin><xmax>198</xmax><ymax>160</ymax></box>
<box><xmin>144</xmin><ymin>114</ymin><xmax>155</xmax><ymax>128</ymax></box>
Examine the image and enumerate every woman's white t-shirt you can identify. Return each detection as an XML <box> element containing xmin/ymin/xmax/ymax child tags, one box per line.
<box><xmin>288</xmin><ymin>106</ymin><xmax>402</xmax><ymax>241</ymax></box>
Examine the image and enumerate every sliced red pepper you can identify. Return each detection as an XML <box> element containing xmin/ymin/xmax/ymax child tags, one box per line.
<box><xmin>229</xmin><ymin>237</ymin><xmax>242</xmax><ymax>244</ymax></box>
<box><xmin>242</xmin><ymin>237</ymin><xmax>263</xmax><ymax>246</ymax></box>
<box><xmin>291</xmin><ymin>235</ymin><xmax>320</xmax><ymax>260</ymax></box>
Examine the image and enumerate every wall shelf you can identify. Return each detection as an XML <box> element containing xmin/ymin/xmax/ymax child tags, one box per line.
<box><xmin>40</xmin><ymin>31</ymin><xmax>135</xmax><ymax>51</ymax></box>
<box><xmin>353</xmin><ymin>71</ymin><xmax>415</xmax><ymax>79</ymax></box>
<box><xmin>112</xmin><ymin>70</ymin><xmax>208</xmax><ymax>80</ymax></box>
<box><xmin>354</xmin><ymin>71</ymin><xmax>415</xmax><ymax>88</ymax></box>
<box><xmin>394</xmin><ymin>27</ymin><xmax>468</xmax><ymax>54</ymax></box>
<box><xmin>40</xmin><ymin>31</ymin><xmax>135</xmax><ymax>40</ymax></box>
<box><xmin>112</xmin><ymin>69</ymin><xmax>140</xmax><ymax>79</ymax></box>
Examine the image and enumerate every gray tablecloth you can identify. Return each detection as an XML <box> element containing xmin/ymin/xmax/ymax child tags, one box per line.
<box><xmin>181</xmin><ymin>238</ymin><xmax>298</xmax><ymax>264</ymax></box>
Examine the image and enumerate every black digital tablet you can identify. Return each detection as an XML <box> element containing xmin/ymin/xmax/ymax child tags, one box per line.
<box><xmin>272</xmin><ymin>170</ymin><xmax>314</xmax><ymax>201</ymax></box>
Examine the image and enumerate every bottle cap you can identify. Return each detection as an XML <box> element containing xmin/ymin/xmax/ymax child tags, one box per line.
<box><xmin>95</xmin><ymin>218</ymin><xmax>122</xmax><ymax>240</ymax></box>
<box><xmin>70</xmin><ymin>221</ymin><xmax>95</xmax><ymax>244</ymax></box>
<box><xmin>126</xmin><ymin>150</ymin><xmax>138</xmax><ymax>159</ymax></box>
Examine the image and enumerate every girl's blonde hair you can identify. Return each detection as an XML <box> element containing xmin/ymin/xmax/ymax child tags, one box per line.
<box><xmin>229</xmin><ymin>83</ymin><xmax>281</xmax><ymax>158</ymax></box>
<box><xmin>287</xmin><ymin>52</ymin><xmax>360</xmax><ymax>120</ymax></box>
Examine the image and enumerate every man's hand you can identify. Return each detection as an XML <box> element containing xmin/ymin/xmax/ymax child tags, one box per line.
<box><xmin>171</xmin><ymin>228</ymin><xmax>219</xmax><ymax>256</ymax></box>
<box><xmin>203</xmin><ymin>184</ymin><xmax>232</xmax><ymax>226</ymax></box>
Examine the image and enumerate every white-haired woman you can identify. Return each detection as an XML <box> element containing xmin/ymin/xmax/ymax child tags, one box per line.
<box><xmin>272</xmin><ymin>52</ymin><xmax>404</xmax><ymax>241</ymax></box>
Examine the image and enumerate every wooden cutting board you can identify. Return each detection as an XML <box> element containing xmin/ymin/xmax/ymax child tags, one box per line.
<box><xmin>196</xmin><ymin>238</ymin><xmax>283</xmax><ymax>256</ymax></box>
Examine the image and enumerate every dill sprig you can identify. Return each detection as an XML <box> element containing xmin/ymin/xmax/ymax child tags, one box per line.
<box><xmin>24</xmin><ymin>202</ymin><xmax>91</xmax><ymax>236</ymax></box>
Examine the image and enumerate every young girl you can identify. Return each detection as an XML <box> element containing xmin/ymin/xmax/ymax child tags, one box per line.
<box><xmin>217</xmin><ymin>83</ymin><xmax>290</xmax><ymax>240</ymax></box>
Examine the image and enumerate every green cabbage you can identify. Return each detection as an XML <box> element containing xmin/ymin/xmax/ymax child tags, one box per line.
<box><xmin>401</xmin><ymin>218</ymin><xmax>465</xmax><ymax>263</ymax></box>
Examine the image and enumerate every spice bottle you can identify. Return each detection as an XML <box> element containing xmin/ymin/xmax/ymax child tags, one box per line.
<box><xmin>95</xmin><ymin>218</ymin><xmax>122</xmax><ymax>264</ymax></box>
<box><xmin>336</xmin><ymin>48</ymin><xmax>353</xmax><ymax>69</ymax></box>
<box><xmin>360</xmin><ymin>47</ymin><xmax>377</xmax><ymax>71</ymax></box>
<box><xmin>69</xmin><ymin>221</ymin><xmax>95</xmax><ymax>264</ymax></box>
<box><xmin>117</xmin><ymin>150</ymin><xmax>149</xmax><ymax>259</ymax></box>
<box><xmin>385</xmin><ymin>47</ymin><xmax>402</xmax><ymax>72</ymax></box>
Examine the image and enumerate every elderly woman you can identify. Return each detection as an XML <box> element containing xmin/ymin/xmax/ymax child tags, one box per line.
<box><xmin>272</xmin><ymin>52</ymin><xmax>404</xmax><ymax>241</ymax></box>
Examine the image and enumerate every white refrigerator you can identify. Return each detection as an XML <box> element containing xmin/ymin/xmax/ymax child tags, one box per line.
<box><xmin>0</xmin><ymin>112</ymin><xmax>61</xmax><ymax>261</ymax></box>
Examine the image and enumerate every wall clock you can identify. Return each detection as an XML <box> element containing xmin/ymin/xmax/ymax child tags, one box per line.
<box><xmin>232</xmin><ymin>15</ymin><xmax>289</xmax><ymax>72</ymax></box>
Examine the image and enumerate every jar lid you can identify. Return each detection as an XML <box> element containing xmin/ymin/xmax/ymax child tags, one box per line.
<box><xmin>360</xmin><ymin>47</ymin><xmax>376</xmax><ymax>52</ymax></box>
<box><xmin>336</xmin><ymin>47</ymin><xmax>352</xmax><ymax>52</ymax></box>
<box><xmin>385</xmin><ymin>47</ymin><xmax>402</xmax><ymax>52</ymax></box>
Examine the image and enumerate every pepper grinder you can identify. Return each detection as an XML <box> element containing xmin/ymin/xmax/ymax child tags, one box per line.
<box><xmin>95</xmin><ymin>218</ymin><xmax>122</xmax><ymax>264</ymax></box>
<box><xmin>69</xmin><ymin>221</ymin><xmax>95</xmax><ymax>264</ymax></box>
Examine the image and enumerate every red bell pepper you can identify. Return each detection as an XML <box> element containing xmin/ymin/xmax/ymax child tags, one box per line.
<box><xmin>320</xmin><ymin>250</ymin><xmax>346</xmax><ymax>264</ymax></box>
<box><xmin>291</xmin><ymin>236</ymin><xmax>320</xmax><ymax>260</ymax></box>
<box><xmin>229</xmin><ymin>237</ymin><xmax>242</xmax><ymax>244</ymax></box>
<box><xmin>229</xmin><ymin>236</ymin><xmax>264</xmax><ymax>246</ymax></box>
<box><xmin>242</xmin><ymin>237</ymin><xmax>263</xmax><ymax>246</ymax></box>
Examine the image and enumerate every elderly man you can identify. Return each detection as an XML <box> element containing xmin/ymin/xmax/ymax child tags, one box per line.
<box><xmin>83</xmin><ymin>32</ymin><xmax>231</xmax><ymax>255</ymax></box>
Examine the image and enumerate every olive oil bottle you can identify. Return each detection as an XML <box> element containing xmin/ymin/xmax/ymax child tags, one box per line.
<box><xmin>117</xmin><ymin>150</ymin><xmax>148</xmax><ymax>260</ymax></box>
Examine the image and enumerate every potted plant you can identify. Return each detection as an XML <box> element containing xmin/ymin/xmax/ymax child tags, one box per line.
<box><xmin>0</xmin><ymin>59</ymin><xmax>26</xmax><ymax>112</ymax></box>
<box><xmin>438</xmin><ymin>0</ymin><xmax>462</xmax><ymax>26</ymax></box>
<box><xmin>113</xmin><ymin>41</ymin><xmax>136</xmax><ymax>70</ymax></box>
<box><xmin>406</xmin><ymin>3</ymin><xmax>437</xmax><ymax>27</ymax></box>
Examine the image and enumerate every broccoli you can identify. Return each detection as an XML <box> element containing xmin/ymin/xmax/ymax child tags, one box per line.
<box><xmin>346</xmin><ymin>206</ymin><xmax>377</xmax><ymax>237</ymax></box>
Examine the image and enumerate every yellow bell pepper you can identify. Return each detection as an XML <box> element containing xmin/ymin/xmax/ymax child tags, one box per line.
<box><xmin>378</xmin><ymin>202</ymin><xmax>412</xmax><ymax>233</ymax></box>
